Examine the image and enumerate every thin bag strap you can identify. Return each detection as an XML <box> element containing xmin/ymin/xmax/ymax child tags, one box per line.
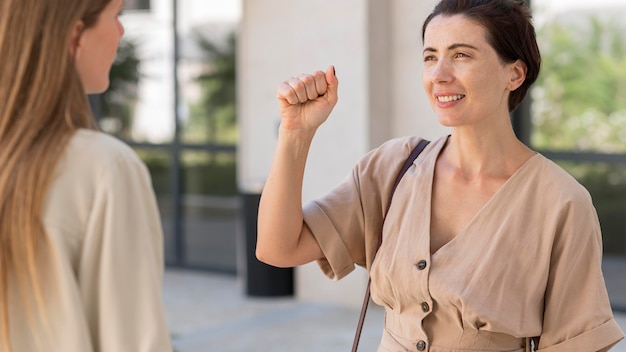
<box><xmin>351</xmin><ymin>139</ymin><xmax>431</xmax><ymax>352</ymax></box>
<box><xmin>526</xmin><ymin>336</ymin><xmax>540</xmax><ymax>352</ymax></box>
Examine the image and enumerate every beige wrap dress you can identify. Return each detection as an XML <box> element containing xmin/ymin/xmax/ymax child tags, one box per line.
<box><xmin>303</xmin><ymin>135</ymin><xmax>624</xmax><ymax>352</ymax></box>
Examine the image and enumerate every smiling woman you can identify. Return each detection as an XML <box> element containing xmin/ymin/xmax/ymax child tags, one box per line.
<box><xmin>0</xmin><ymin>0</ymin><xmax>171</xmax><ymax>351</ymax></box>
<box><xmin>255</xmin><ymin>0</ymin><xmax>625</xmax><ymax>351</ymax></box>
<box><xmin>422</xmin><ymin>16</ymin><xmax>527</xmax><ymax>130</ymax></box>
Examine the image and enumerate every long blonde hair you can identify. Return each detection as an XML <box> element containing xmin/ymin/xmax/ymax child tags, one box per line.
<box><xmin>0</xmin><ymin>0</ymin><xmax>112</xmax><ymax>349</ymax></box>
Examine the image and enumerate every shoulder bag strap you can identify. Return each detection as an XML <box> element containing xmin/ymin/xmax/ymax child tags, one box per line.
<box><xmin>351</xmin><ymin>139</ymin><xmax>431</xmax><ymax>352</ymax></box>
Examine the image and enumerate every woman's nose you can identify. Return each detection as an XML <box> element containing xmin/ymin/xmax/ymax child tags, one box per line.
<box><xmin>430</xmin><ymin>59</ymin><xmax>453</xmax><ymax>84</ymax></box>
<box><xmin>117</xmin><ymin>20</ymin><xmax>125</xmax><ymax>37</ymax></box>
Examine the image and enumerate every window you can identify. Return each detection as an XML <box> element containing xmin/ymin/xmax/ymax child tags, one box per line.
<box><xmin>124</xmin><ymin>0</ymin><xmax>150</xmax><ymax>11</ymax></box>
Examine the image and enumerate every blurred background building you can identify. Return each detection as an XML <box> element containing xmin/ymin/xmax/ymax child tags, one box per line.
<box><xmin>91</xmin><ymin>0</ymin><xmax>626</xmax><ymax>312</ymax></box>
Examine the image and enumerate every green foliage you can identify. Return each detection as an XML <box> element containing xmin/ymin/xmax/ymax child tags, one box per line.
<box><xmin>184</xmin><ymin>30</ymin><xmax>237</xmax><ymax>146</ymax></box>
<box><xmin>183</xmin><ymin>156</ymin><xmax>238</xmax><ymax>196</ymax></box>
<box><xmin>100</xmin><ymin>38</ymin><xmax>141</xmax><ymax>138</ymax></box>
<box><xmin>179</xmin><ymin>29</ymin><xmax>238</xmax><ymax>197</ymax></box>
<box><xmin>534</xmin><ymin>14</ymin><xmax>626</xmax><ymax>254</ymax></box>
<box><xmin>135</xmin><ymin>150</ymin><xmax>171</xmax><ymax>196</ymax></box>
<box><xmin>136</xmin><ymin>149</ymin><xmax>238</xmax><ymax>197</ymax></box>
<box><xmin>559</xmin><ymin>162</ymin><xmax>626</xmax><ymax>254</ymax></box>
<box><xmin>532</xmin><ymin>15</ymin><xmax>626</xmax><ymax>152</ymax></box>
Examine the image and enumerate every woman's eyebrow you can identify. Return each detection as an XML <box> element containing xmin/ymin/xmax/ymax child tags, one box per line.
<box><xmin>423</xmin><ymin>43</ymin><xmax>479</xmax><ymax>54</ymax></box>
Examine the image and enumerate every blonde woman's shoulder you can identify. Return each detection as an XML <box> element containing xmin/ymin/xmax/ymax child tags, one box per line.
<box><xmin>68</xmin><ymin>129</ymin><xmax>143</xmax><ymax>165</ymax></box>
<box><xmin>57</xmin><ymin>129</ymin><xmax>149</xmax><ymax>183</ymax></box>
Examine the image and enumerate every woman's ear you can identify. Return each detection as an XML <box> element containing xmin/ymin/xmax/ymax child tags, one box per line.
<box><xmin>507</xmin><ymin>59</ymin><xmax>527</xmax><ymax>91</ymax></box>
<box><xmin>68</xmin><ymin>20</ymin><xmax>85</xmax><ymax>58</ymax></box>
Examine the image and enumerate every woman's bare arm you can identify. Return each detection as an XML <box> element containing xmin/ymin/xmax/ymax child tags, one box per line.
<box><xmin>256</xmin><ymin>66</ymin><xmax>338</xmax><ymax>267</ymax></box>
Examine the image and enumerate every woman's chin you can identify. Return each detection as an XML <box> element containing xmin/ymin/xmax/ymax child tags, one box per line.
<box><xmin>84</xmin><ymin>80</ymin><xmax>110</xmax><ymax>95</ymax></box>
<box><xmin>437</xmin><ymin>117</ymin><xmax>463</xmax><ymax>128</ymax></box>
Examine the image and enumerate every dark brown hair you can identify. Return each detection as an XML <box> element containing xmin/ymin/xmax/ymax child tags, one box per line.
<box><xmin>422</xmin><ymin>0</ymin><xmax>541</xmax><ymax>112</ymax></box>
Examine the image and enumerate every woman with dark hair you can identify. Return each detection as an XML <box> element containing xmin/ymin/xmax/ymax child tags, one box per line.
<box><xmin>257</xmin><ymin>0</ymin><xmax>624</xmax><ymax>350</ymax></box>
<box><xmin>0</xmin><ymin>0</ymin><xmax>171</xmax><ymax>351</ymax></box>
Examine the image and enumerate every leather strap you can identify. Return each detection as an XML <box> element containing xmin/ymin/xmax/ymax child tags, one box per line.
<box><xmin>526</xmin><ymin>336</ymin><xmax>540</xmax><ymax>352</ymax></box>
<box><xmin>351</xmin><ymin>139</ymin><xmax>430</xmax><ymax>352</ymax></box>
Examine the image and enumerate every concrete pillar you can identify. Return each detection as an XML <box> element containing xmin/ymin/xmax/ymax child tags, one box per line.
<box><xmin>238</xmin><ymin>0</ymin><xmax>446</xmax><ymax>306</ymax></box>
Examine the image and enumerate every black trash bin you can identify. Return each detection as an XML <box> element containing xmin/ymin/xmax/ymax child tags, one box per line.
<box><xmin>241</xmin><ymin>192</ymin><xmax>293</xmax><ymax>297</ymax></box>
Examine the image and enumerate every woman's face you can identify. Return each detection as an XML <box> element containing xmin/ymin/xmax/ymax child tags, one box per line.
<box><xmin>422</xmin><ymin>14</ymin><xmax>524</xmax><ymax>128</ymax></box>
<box><xmin>74</xmin><ymin>0</ymin><xmax>125</xmax><ymax>94</ymax></box>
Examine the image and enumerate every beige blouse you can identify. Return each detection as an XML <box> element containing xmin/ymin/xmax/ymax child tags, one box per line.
<box><xmin>8</xmin><ymin>130</ymin><xmax>172</xmax><ymax>352</ymax></box>
<box><xmin>303</xmin><ymin>135</ymin><xmax>624</xmax><ymax>352</ymax></box>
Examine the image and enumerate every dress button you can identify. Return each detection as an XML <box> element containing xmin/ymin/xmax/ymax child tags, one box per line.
<box><xmin>416</xmin><ymin>340</ymin><xmax>426</xmax><ymax>351</ymax></box>
<box><xmin>416</xmin><ymin>260</ymin><xmax>427</xmax><ymax>270</ymax></box>
<box><xmin>421</xmin><ymin>302</ymin><xmax>430</xmax><ymax>312</ymax></box>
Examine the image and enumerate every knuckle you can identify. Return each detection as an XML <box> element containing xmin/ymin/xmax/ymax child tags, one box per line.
<box><xmin>300</xmin><ymin>75</ymin><xmax>314</xmax><ymax>85</ymax></box>
<box><xmin>291</xmin><ymin>80</ymin><xmax>305</xmax><ymax>91</ymax></box>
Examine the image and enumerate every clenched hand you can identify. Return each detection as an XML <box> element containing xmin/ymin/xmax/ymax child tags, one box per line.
<box><xmin>276</xmin><ymin>66</ymin><xmax>339</xmax><ymax>132</ymax></box>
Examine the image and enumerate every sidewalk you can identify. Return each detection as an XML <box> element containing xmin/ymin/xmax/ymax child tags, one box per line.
<box><xmin>163</xmin><ymin>269</ymin><xmax>626</xmax><ymax>352</ymax></box>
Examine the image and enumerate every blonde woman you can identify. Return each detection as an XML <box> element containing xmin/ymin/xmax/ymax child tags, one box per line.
<box><xmin>0</xmin><ymin>0</ymin><xmax>171</xmax><ymax>351</ymax></box>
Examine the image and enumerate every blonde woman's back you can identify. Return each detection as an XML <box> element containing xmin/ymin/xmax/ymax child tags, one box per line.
<box><xmin>8</xmin><ymin>130</ymin><xmax>172</xmax><ymax>352</ymax></box>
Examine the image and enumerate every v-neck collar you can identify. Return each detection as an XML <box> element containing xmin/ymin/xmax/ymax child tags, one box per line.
<box><xmin>423</xmin><ymin>136</ymin><xmax>541</xmax><ymax>257</ymax></box>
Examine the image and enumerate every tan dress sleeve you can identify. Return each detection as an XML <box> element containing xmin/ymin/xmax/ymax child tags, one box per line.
<box><xmin>79</xmin><ymin>148</ymin><xmax>172</xmax><ymax>352</ymax></box>
<box><xmin>537</xmin><ymin>191</ymin><xmax>624</xmax><ymax>351</ymax></box>
<box><xmin>303</xmin><ymin>136</ymin><xmax>428</xmax><ymax>280</ymax></box>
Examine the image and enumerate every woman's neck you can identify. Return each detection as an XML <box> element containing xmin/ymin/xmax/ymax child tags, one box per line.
<box><xmin>441</xmin><ymin>127</ymin><xmax>535</xmax><ymax>181</ymax></box>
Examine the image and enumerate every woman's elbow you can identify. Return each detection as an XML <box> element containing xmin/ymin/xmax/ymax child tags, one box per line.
<box><xmin>255</xmin><ymin>246</ymin><xmax>292</xmax><ymax>268</ymax></box>
<box><xmin>255</xmin><ymin>246</ymin><xmax>273</xmax><ymax>265</ymax></box>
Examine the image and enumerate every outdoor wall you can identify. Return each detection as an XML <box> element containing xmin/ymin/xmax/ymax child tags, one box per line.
<box><xmin>390</xmin><ymin>1</ymin><xmax>445</xmax><ymax>140</ymax></box>
<box><xmin>238</xmin><ymin>0</ymin><xmax>446</xmax><ymax>307</ymax></box>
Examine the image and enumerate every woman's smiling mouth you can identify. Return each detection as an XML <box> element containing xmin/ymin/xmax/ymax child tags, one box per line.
<box><xmin>437</xmin><ymin>94</ymin><xmax>465</xmax><ymax>103</ymax></box>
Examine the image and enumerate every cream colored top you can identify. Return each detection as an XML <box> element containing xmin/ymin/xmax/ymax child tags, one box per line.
<box><xmin>9</xmin><ymin>130</ymin><xmax>172</xmax><ymax>352</ymax></box>
<box><xmin>304</xmin><ymin>135</ymin><xmax>624</xmax><ymax>352</ymax></box>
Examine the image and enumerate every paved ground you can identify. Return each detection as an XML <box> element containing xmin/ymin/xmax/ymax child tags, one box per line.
<box><xmin>163</xmin><ymin>269</ymin><xmax>626</xmax><ymax>352</ymax></box>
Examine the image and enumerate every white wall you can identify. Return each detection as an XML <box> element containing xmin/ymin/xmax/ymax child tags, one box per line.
<box><xmin>238</xmin><ymin>0</ymin><xmax>370</xmax><ymax>196</ymax></box>
<box><xmin>390</xmin><ymin>0</ymin><xmax>446</xmax><ymax>140</ymax></box>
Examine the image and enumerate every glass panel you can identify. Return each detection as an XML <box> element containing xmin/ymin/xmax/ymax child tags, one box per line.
<box><xmin>181</xmin><ymin>150</ymin><xmax>238</xmax><ymax>271</ymax></box>
<box><xmin>177</xmin><ymin>2</ymin><xmax>239</xmax><ymax>145</ymax></box>
<box><xmin>96</xmin><ymin>5</ymin><xmax>176</xmax><ymax>143</ymax></box>
<box><xmin>531</xmin><ymin>2</ymin><xmax>626</xmax><ymax>152</ymax></box>
<box><xmin>135</xmin><ymin>149</ymin><xmax>176</xmax><ymax>263</ymax></box>
<box><xmin>558</xmin><ymin>161</ymin><xmax>626</xmax><ymax>308</ymax></box>
<box><xmin>125</xmin><ymin>0</ymin><xmax>150</xmax><ymax>11</ymax></box>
